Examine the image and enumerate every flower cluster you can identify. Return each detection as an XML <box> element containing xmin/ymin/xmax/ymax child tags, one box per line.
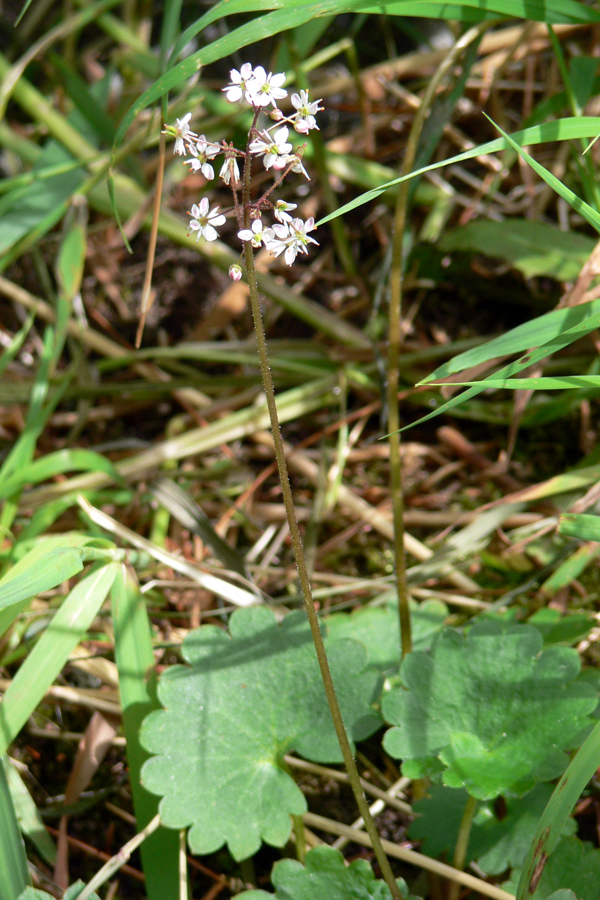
<box><xmin>163</xmin><ymin>63</ymin><xmax>323</xmax><ymax>269</ymax></box>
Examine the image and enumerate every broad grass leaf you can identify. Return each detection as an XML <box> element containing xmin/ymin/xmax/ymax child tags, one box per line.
<box><xmin>0</xmin><ymin>562</ymin><xmax>119</xmax><ymax>756</ymax></box>
<box><xmin>5</xmin><ymin>759</ymin><xmax>56</xmax><ymax>866</ymax></box>
<box><xmin>422</xmin><ymin>298</ymin><xmax>600</xmax><ymax>383</ymax></box>
<box><xmin>140</xmin><ymin>607</ymin><xmax>382</xmax><ymax>860</ymax></box>
<box><xmin>559</xmin><ymin>513</ymin><xmax>600</xmax><ymax>542</ymax></box>
<box><xmin>318</xmin><ymin>118</ymin><xmax>600</xmax><ymax>227</ymax></box>
<box><xmin>0</xmin><ymin>545</ymin><xmax>84</xmax><ymax>639</ymax></box>
<box><xmin>382</xmin><ymin>621</ymin><xmax>597</xmax><ymax>799</ymax></box>
<box><xmin>0</xmin><ymin>78</ymin><xmax>108</xmax><ymax>262</ymax></box>
<box><xmin>403</xmin><ymin>302</ymin><xmax>600</xmax><ymax>430</ymax></box>
<box><xmin>358</xmin><ymin>0</ymin><xmax>600</xmax><ymax>22</ymax></box>
<box><xmin>234</xmin><ymin>845</ymin><xmax>414</xmax><ymax>900</ymax></box>
<box><xmin>111</xmin><ymin>566</ymin><xmax>180</xmax><ymax>900</ymax></box>
<box><xmin>0</xmin><ymin>756</ymin><xmax>29</xmax><ymax>899</ymax></box>
<box><xmin>0</xmin><ymin>449</ymin><xmax>124</xmax><ymax>499</ymax></box>
<box><xmin>527</xmin><ymin>609</ymin><xmax>595</xmax><ymax>646</ymax></box>
<box><xmin>325</xmin><ymin>597</ymin><xmax>447</xmax><ymax>674</ymax></box>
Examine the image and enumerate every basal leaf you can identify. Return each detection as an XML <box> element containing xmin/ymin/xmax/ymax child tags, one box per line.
<box><xmin>325</xmin><ymin>597</ymin><xmax>447</xmax><ymax>674</ymax></box>
<box><xmin>543</xmin><ymin>893</ymin><xmax>580</xmax><ymax>900</ymax></box>
<box><xmin>409</xmin><ymin>783</ymin><xmax>576</xmax><ymax>876</ymax></box>
<box><xmin>382</xmin><ymin>621</ymin><xmax>597</xmax><ymax>799</ymax></box>
<box><xmin>474</xmin><ymin>786</ymin><xmax>578</xmax><ymax>877</ymax></box>
<box><xmin>234</xmin><ymin>845</ymin><xmax>414</xmax><ymax>900</ymax></box>
<box><xmin>409</xmin><ymin>784</ymin><xmax>483</xmax><ymax>860</ymax></box>
<box><xmin>507</xmin><ymin>837</ymin><xmax>600</xmax><ymax>900</ymax></box>
<box><xmin>140</xmin><ymin>607</ymin><xmax>382</xmax><ymax>860</ymax></box>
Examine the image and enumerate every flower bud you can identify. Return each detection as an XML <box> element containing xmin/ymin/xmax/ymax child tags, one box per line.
<box><xmin>229</xmin><ymin>263</ymin><xmax>243</xmax><ymax>282</ymax></box>
<box><xmin>270</xmin><ymin>107</ymin><xmax>284</xmax><ymax>120</ymax></box>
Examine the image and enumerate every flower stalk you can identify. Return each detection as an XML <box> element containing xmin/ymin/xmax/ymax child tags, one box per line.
<box><xmin>164</xmin><ymin>62</ymin><xmax>402</xmax><ymax>899</ymax></box>
<box><xmin>243</xmin><ymin>237</ymin><xmax>402</xmax><ymax>900</ymax></box>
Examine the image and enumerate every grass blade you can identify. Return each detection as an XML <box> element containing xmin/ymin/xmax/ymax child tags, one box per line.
<box><xmin>0</xmin><ymin>756</ymin><xmax>30</xmax><ymax>900</ymax></box>
<box><xmin>558</xmin><ymin>513</ymin><xmax>600</xmax><ymax>542</ymax></box>
<box><xmin>516</xmin><ymin>718</ymin><xmax>600</xmax><ymax>899</ymax></box>
<box><xmin>0</xmin><ymin>562</ymin><xmax>119</xmax><ymax>755</ymax></box>
<box><xmin>111</xmin><ymin>566</ymin><xmax>180</xmax><ymax>900</ymax></box>
<box><xmin>5</xmin><ymin>759</ymin><xmax>56</xmax><ymax>866</ymax></box>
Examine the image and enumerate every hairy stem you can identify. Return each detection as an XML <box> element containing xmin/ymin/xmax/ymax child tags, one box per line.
<box><xmin>242</xmin><ymin>237</ymin><xmax>402</xmax><ymax>899</ymax></box>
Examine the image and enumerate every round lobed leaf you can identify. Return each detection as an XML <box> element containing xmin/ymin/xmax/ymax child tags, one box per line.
<box><xmin>325</xmin><ymin>597</ymin><xmax>447</xmax><ymax>674</ymax></box>
<box><xmin>140</xmin><ymin>607</ymin><xmax>382</xmax><ymax>860</ymax></box>
<box><xmin>233</xmin><ymin>845</ymin><xmax>415</xmax><ymax>900</ymax></box>
<box><xmin>382</xmin><ymin>621</ymin><xmax>598</xmax><ymax>799</ymax></box>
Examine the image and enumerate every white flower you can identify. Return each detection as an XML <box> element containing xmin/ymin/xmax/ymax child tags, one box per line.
<box><xmin>263</xmin><ymin>217</ymin><xmax>318</xmax><ymax>266</ymax></box>
<box><xmin>290</xmin><ymin>90</ymin><xmax>323</xmax><ymax>133</ymax></box>
<box><xmin>187</xmin><ymin>198</ymin><xmax>226</xmax><ymax>242</ymax></box>
<box><xmin>263</xmin><ymin>222</ymin><xmax>290</xmax><ymax>258</ymax></box>
<box><xmin>184</xmin><ymin>135</ymin><xmax>220</xmax><ymax>180</ymax></box>
<box><xmin>219</xmin><ymin>156</ymin><xmax>241</xmax><ymax>185</ymax></box>
<box><xmin>285</xmin><ymin>152</ymin><xmax>310</xmax><ymax>180</ymax></box>
<box><xmin>229</xmin><ymin>264</ymin><xmax>243</xmax><ymax>281</ymax></box>
<box><xmin>274</xmin><ymin>199</ymin><xmax>297</xmax><ymax>223</ymax></box>
<box><xmin>164</xmin><ymin>112</ymin><xmax>197</xmax><ymax>155</ymax></box>
<box><xmin>246</xmin><ymin>66</ymin><xmax>287</xmax><ymax>108</ymax></box>
<box><xmin>249</xmin><ymin>127</ymin><xmax>292</xmax><ymax>170</ymax></box>
<box><xmin>238</xmin><ymin>218</ymin><xmax>265</xmax><ymax>248</ymax></box>
<box><xmin>223</xmin><ymin>63</ymin><xmax>254</xmax><ymax>103</ymax></box>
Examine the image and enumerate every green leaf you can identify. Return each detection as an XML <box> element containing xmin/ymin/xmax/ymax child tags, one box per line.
<box><xmin>439</xmin><ymin>219</ymin><xmax>596</xmax><ymax>282</ymax></box>
<box><xmin>474</xmin><ymin>786</ymin><xmax>577</xmax><ymax>877</ymax></box>
<box><xmin>0</xmin><ymin>311</ymin><xmax>35</xmax><ymax>380</ymax></box>
<box><xmin>318</xmin><ymin>118</ymin><xmax>600</xmax><ymax>227</ymax></box>
<box><xmin>17</xmin><ymin>882</ymin><xmax>100</xmax><ymax>900</ymax></box>
<box><xmin>0</xmin><ymin>546</ymin><xmax>84</xmax><ymax>640</ymax></box>
<box><xmin>0</xmin><ymin>533</ymin><xmax>115</xmax><ymax>639</ymax></box>
<box><xmin>140</xmin><ymin>607</ymin><xmax>382</xmax><ymax>860</ymax></box>
<box><xmin>0</xmin><ymin>449</ymin><xmax>125</xmax><ymax>499</ymax></box>
<box><xmin>409</xmin><ymin>783</ymin><xmax>577</xmax><ymax>876</ymax></box>
<box><xmin>0</xmin><ymin>757</ymin><xmax>29</xmax><ymax>900</ymax></box>
<box><xmin>111</xmin><ymin>566</ymin><xmax>180</xmax><ymax>900</ymax></box>
<box><xmin>422</xmin><ymin>298</ymin><xmax>600</xmax><ymax>383</ymax></box>
<box><xmin>409</xmin><ymin>784</ymin><xmax>484</xmax><ymax>860</ymax></box>
<box><xmin>544</xmin><ymin>893</ymin><xmax>581</xmax><ymax>900</ymax></box>
<box><xmin>5</xmin><ymin>759</ymin><xmax>56</xmax><ymax>865</ymax></box>
<box><xmin>403</xmin><ymin>300</ymin><xmax>600</xmax><ymax>430</ymax></box>
<box><xmin>233</xmin><ymin>845</ymin><xmax>414</xmax><ymax>900</ymax></box>
<box><xmin>484</xmin><ymin>113</ymin><xmax>600</xmax><ymax>234</ymax></box>
<box><xmin>446</xmin><ymin>376</ymin><xmax>600</xmax><ymax>389</ymax></box>
<box><xmin>527</xmin><ymin>609</ymin><xmax>595</xmax><ymax>646</ymax></box>
<box><xmin>516</xmin><ymin>716</ymin><xmax>600</xmax><ymax>899</ymax></box>
<box><xmin>359</xmin><ymin>0</ymin><xmax>600</xmax><ymax>22</ymax></box>
<box><xmin>559</xmin><ymin>513</ymin><xmax>600</xmax><ymax>542</ymax></box>
<box><xmin>382</xmin><ymin>621</ymin><xmax>597</xmax><ymax>799</ymax></box>
<box><xmin>325</xmin><ymin>597</ymin><xmax>447</xmax><ymax>674</ymax></box>
<box><xmin>510</xmin><ymin>837</ymin><xmax>600</xmax><ymax>900</ymax></box>
<box><xmin>0</xmin><ymin>562</ymin><xmax>119</xmax><ymax>755</ymax></box>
